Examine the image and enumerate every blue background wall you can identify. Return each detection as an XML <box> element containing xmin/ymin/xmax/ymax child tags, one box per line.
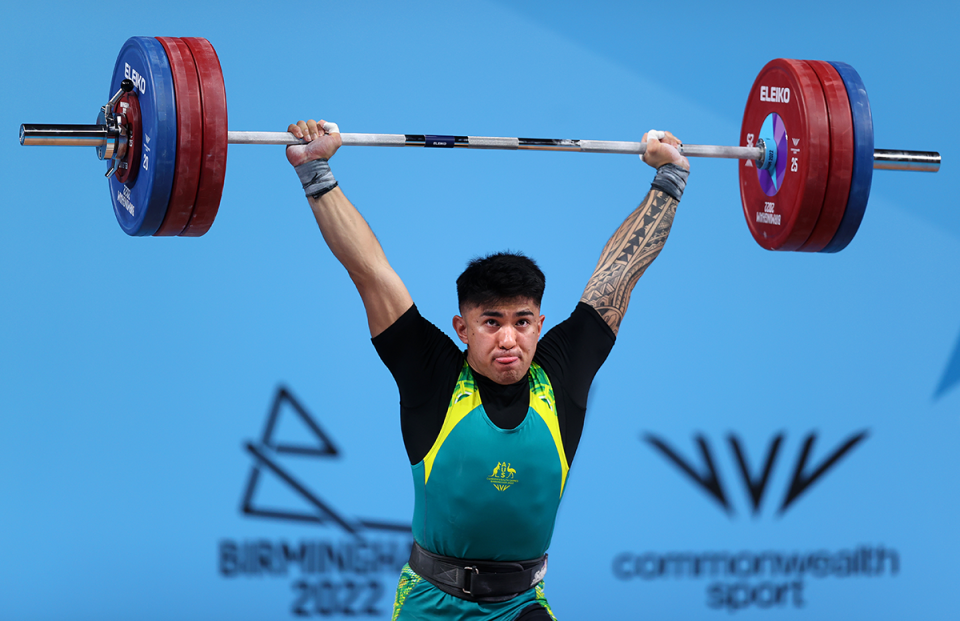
<box><xmin>1</xmin><ymin>1</ymin><xmax>957</xmax><ymax>618</ymax></box>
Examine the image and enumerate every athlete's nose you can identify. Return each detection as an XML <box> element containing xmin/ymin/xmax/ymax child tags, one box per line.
<box><xmin>498</xmin><ymin>325</ymin><xmax>517</xmax><ymax>349</ymax></box>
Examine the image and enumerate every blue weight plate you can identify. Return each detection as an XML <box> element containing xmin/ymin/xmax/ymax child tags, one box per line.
<box><xmin>822</xmin><ymin>62</ymin><xmax>874</xmax><ymax>252</ymax></box>
<box><xmin>107</xmin><ymin>37</ymin><xmax>177</xmax><ymax>236</ymax></box>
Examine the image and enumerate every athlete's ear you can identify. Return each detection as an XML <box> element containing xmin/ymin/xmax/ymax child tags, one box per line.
<box><xmin>452</xmin><ymin>315</ymin><xmax>469</xmax><ymax>344</ymax></box>
<box><xmin>537</xmin><ymin>314</ymin><xmax>545</xmax><ymax>333</ymax></box>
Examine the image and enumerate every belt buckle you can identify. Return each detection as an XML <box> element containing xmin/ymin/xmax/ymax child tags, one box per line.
<box><xmin>461</xmin><ymin>566</ymin><xmax>480</xmax><ymax>595</ymax></box>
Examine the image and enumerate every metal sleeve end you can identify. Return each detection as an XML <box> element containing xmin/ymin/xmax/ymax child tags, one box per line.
<box><xmin>872</xmin><ymin>149</ymin><xmax>941</xmax><ymax>173</ymax></box>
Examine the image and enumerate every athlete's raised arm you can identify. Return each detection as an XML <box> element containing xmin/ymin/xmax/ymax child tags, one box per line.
<box><xmin>286</xmin><ymin>119</ymin><xmax>413</xmax><ymax>337</ymax></box>
<box><xmin>580</xmin><ymin>130</ymin><xmax>690</xmax><ymax>335</ymax></box>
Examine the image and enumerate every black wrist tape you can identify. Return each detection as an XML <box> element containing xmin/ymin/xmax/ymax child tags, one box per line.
<box><xmin>651</xmin><ymin>163</ymin><xmax>689</xmax><ymax>201</ymax></box>
<box><xmin>295</xmin><ymin>158</ymin><xmax>338</xmax><ymax>198</ymax></box>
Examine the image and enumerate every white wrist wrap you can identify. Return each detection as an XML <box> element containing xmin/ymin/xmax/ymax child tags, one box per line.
<box><xmin>295</xmin><ymin>158</ymin><xmax>338</xmax><ymax>198</ymax></box>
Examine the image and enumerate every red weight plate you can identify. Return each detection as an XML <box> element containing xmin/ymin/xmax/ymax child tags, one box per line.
<box><xmin>180</xmin><ymin>37</ymin><xmax>227</xmax><ymax>237</ymax></box>
<box><xmin>797</xmin><ymin>60</ymin><xmax>855</xmax><ymax>252</ymax></box>
<box><xmin>154</xmin><ymin>37</ymin><xmax>203</xmax><ymax>236</ymax></box>
<box><xmin>740</xmin><ymin>59</ymin><xmax>830</xmax><ymax>251</ymax></box>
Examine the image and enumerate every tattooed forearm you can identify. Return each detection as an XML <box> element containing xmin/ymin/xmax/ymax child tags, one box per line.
<box><xmin>580</xmin><ymin>190</ymin><xmax>679</xmax><ymax>335</ymax></box>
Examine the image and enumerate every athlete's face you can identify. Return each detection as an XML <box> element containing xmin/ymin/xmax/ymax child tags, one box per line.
<box><xmin>453</xmin><ymin>297</ymin><xmax>545</xmax><ymax>385</ymax></box>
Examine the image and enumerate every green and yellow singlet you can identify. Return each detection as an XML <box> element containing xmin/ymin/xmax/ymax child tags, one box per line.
<box><xmin>414</xmin><ymin>361</ymin><xmax>568</xmax><ymax>561</ymax></box>
<box><xmin>373</xmin><ymin>303</ymin><xmax>616</xmax><ymax>620</ymax></box>
<box><xmin>393</xmin><ymin>361</ymin><xmax>565</xmax><ymax>620</ymax></box>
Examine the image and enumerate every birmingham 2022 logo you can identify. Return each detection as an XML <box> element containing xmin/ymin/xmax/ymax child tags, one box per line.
<box><xmin>219</xmin><ymin>386</ymin><xmax>412</xmax><ymax>618</ymax></box>
<box><xmin>614</xmin><ymin>429</ymin><xmax>901</xmax><ymax>613</ymax></box>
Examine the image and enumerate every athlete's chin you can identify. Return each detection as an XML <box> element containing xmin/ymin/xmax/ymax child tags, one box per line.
<box><xmin>489</xmin><ymin>363</ymin><xmax>528</xmax><ymax>385</ymax></box>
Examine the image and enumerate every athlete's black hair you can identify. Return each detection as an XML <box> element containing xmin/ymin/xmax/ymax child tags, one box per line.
<box><xmin>456</xmin><ymin>251</ymin><xmax>546</xmax><ymax>309</ymax></box>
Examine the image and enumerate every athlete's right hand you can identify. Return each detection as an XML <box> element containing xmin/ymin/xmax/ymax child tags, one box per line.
<box><xmin>641</xmin><ymin>130</ymin><xmax>689</xmax><ymax>171</ymax></box>
<box><xmin>286</xmin><ymin>119</ymin><xmax>342</xmax><ymax>167</ymax></box>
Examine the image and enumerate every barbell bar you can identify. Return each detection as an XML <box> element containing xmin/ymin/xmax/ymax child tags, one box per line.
<box><xmin>21</xmin><ymin>126</ymin><xmax>939</xmax><ymax>170</ymax></box>
<box><xmin>17</xmin><ymin>36</ymin><xmax>941</xmax><ymax>251</ymax></box>
<box><xmin>228</xmin><ymin>133</ymin><xmax>942</xmax><ymax>175</ymax></box>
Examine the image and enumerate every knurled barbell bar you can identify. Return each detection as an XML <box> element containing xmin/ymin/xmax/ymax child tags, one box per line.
<box><xmin>19</xmin><ymin>37</ymin><xmax>940</xmax><ymax>251</ymax></box>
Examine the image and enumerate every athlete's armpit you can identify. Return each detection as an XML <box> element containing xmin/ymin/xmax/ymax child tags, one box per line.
<box><xmin>580</xmin><ymin>190</ymin><xmax>678</xmax><ymax>335</ymax></box>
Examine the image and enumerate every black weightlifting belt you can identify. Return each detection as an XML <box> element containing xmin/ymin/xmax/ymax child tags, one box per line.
<box><xmin>408</xmin><ymin>542</ymin><xmax>548</xmax><ymax>603</ymax></box>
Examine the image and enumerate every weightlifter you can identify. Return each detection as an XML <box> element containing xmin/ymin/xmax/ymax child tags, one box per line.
<box><xmin>285</xmin><ymin>118</ymin><xmax>689</xmax><ymax>620</ymax></box>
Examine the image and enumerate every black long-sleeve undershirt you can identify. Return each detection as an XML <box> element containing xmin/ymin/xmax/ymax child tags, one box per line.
<box><xmin>372</xmin><ymin>302</ymin><xmax>615</xmax><ymax>466</ymax></box>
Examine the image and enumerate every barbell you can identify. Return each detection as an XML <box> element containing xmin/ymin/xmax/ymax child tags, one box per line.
<box><xmin>19</xmin><ymin>37</ymin><xmax>940</xmax><ymax>251</ymax></box>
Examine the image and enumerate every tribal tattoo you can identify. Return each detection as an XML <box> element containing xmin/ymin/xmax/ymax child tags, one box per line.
<box><xmin>580</xmin><ymin>190</ymin><xmax>679</xmax><ymax>335</ymax></box>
